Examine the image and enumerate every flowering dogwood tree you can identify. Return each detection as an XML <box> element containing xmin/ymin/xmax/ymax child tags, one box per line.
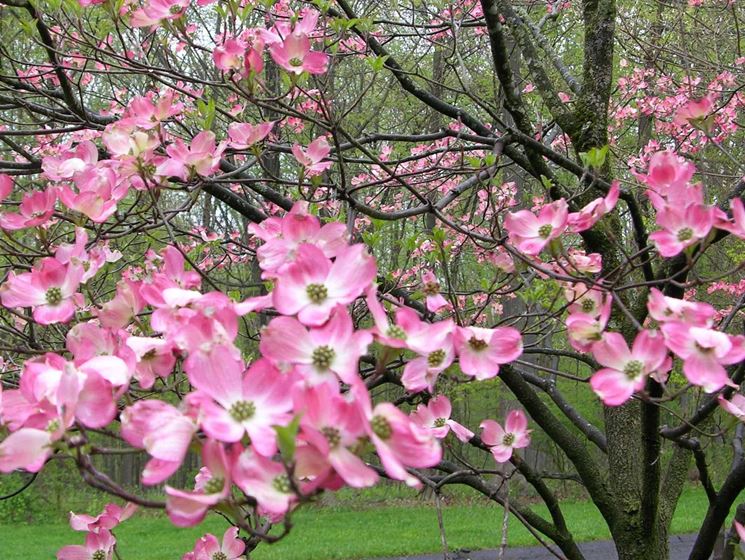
<box><xmin>0</xmin><ymin>1</ymin><xmax>744</xmax><ymax>560</ymax></box>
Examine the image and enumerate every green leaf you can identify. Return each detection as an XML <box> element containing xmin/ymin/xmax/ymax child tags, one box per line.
<box><xmin>579</xmin><ymin>145</ymin><xmax>609</xmax><ymax>170</ymax></box>
<box><xmin>274</xmin><ymin>415</ymin><xmax>302</xmax><ymax>462</ymax></box>
<box><xmin>366</xmin><ymin>54</ymin><xmax>389</xmax><ymax>73</ymax></box>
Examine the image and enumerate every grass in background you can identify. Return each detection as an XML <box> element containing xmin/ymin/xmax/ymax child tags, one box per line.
<box><xmin>0</xmin><ymin>486</ymin><xmax>712</xmax><ymax>560</ymax></box>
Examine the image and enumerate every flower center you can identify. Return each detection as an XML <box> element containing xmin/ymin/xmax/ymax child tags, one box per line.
<box><xmin>203</xmin><ymin>476</ymin><xmax>225</xmax><ymax>495</ymax></box>
<box><xmin>695</xmin><ymin>342</ymin><xmax>715</xmax><ymax>355</ymax></box>
<box><xmin>312</xmin><ymin>345</ymin><xmax>336</xmax><ymax>370</ymax></box>
<box><xmin>229</xmin><ymin>400</ymin><xmax>256</xmax><ymax>422</ymax></box>
<box><xmin>502</xmin><ymin>432</ymin><xmax>515</xmax><ymax>446</ymax></box>
<box><xmin>142</xmin><ymin>349</ymin><xmax>157</xmax><ymax>361</ymax></box>
<box><xmin>581</xmin><ymin>299</ymin><xmax>596</xmax><ymax>313</ymax></box>
<box><xmin>213</xmin><ymin>553</ymin><xmax>228</xmax><ymax>560</ymax></box>
<box><xmin>428</xmin><ymin>349</ymin><xmax>446</xmax><ymax>368</ymax></box>
<box><xmin>386</xmin><ymin>325</ymin><xmax>407</xmax><ymax>339</ymax></box>
<box><xmin>272</xmin><ymin>474</ymin><xmax>292</xmax><ymax>493</ymax></box>
<box><xmin>677</xmin><ymin>227</ymin><xmax>694</xmax><ymax>242</ymax></box>
<box><xmin>289</xmin><ymin>57</ymin><xmax>304</xmax><ymax>67</ymax></box>
<box><xmin>538</xmin><ymin>224</ymin><xmax>553</xmax><ymax>239</ymax></box>
<box><xmin>371</xmin><ymin>415</ymin><xmax>392</xmax><ymax>440</ymax></box>
<box><xmin>92</xmin><ymin>551</ymin><xmax>106</xmax><ymax>560</ymax></box>
<box><xmin>45</xmin><ymin>287</ymin><xmax>62</xmax><ymax>306</ymax></box>
<box><xmin>46</xmin><ymin>419</ymin><xmax>60</xmax><ymax>433</ymax></box>
<box><xmin>306</xmin><ymin>283</ymin><xmax>328</xmax><ymax>304</ymax></box>
<box><xmin>623</xmin><ymin>360</ymin><xmax>644</xmax><ymax>379</ymax></box>
<box><xmin>423</xmin><ymin>281</ymin><xmax>440</xmax><ymax>296</ymax></box>
<box><xmin>433</xmin><ymin>417</ymin><xmax>447</xmax><ymax>428</ymax></box>
<box><xmin>169</xmin><ymin>4</ymin><xmax>183</xmax><ymax>14</ymax></box>
<box><xmin>468</xmin><ymin>337</ymin><xmax>488</xmax><ymax>351</ymax></box>
<box><xmin>321</xmin><ymin>426</ymin><xmax>341</xmax><ymax>448</ymax></box>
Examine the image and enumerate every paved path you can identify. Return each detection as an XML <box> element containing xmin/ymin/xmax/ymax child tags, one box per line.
<box><xmin>368</xmin><ymin>534</ymin><xmax>698</xmax><ymax>560</ymax></box>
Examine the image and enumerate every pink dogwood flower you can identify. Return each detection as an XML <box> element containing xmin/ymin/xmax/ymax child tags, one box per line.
<box><xmin>227</xmin><ymin>121</ymin><xmax>274</xmax><ymax>150</ymax></box>
<box><xmin>633</xmin><ymin>151</ymin><xmax>695</xmax><ymax>197</ymax></box>
<box><xmin>57</xmin><ymin>528</ymin><xmax>116</xmax><ymax>560</ymax></box>
<box><xmin>0</xmin><ymin>189</ymin><xmax>57</xmax><ymax>230</ymax></box>
<box><xmin>130</xmin><ymin>0</ymin><xmax>189</xmax><ymax>28</ymax></box>
<box><xmin>165</xmin><ymin>440</ymin><xmax>235</xmax><ymax>527</ymax></box>
<box><xmin>411</xmin><ymin>395</ymin><xmax>474</xmax><ymax>442</ymax></box>
<box><xmin>649</xmin><ymin>203</ymin><xmax>716</xmax><ymax>257</ymax></box>
<box><xmin>590</xmin><ymin>330</ymin><xmax>671</xmax><ymax>406</ymax></box>
<box><xmin>252</xmin><ymin>202</ymin><xmax>347</xmax><ymax>277</ymax></box>
<box><xmin>400</xmin><ymin>320</ymin><xmax>455</xmax><ymax>393</ymax></box>
<box><xmin>421</xmin><ymin>270</ymin><xmax>450</xmax><ymax>313</ymax></box>
<box><xmin>646</xmin><ymin>288</ymin><xmax>715</xmax><ymax>327</ymax></box>
<box><xmin>291</xmin><ymin>137</ymin><xmax>333</xmax><ymax>176</ymax></box>
<box><xmin>292</xmin><ymin>383</ymin><xmax>378</xmax><ymax>488</ymax></box>
<box><xmin>273</xmin><ymin>243</ymin><xmax>377</xmax><ymax>326</ymax></box>
<box><xmin>233</xmin><ymin>449</ymin><xmax>298</xmax><ymax>518</ymax></box>
<box><xmin>503</xmin><ymin>199</ymin><xmax>569</xmax><ymax>255</ymax></box>
<box><xmin>213</xmin><ymin>37</ymin><xmax>247</xmax><ymax>72</ymax></box>
<box><xmin>0</xmin><ymin>173</ymin><xmax>12</xmax><ymax>200</ymax></box>
<box><xmin>125</xmin><ymin>337</ymin><xmax>176</xmax><ymax>389</ymax></box>
<box><xmin>716</xmin><ymin>197</ymin><xmax>745</xmax><ymax>240</ymax></box>
<box><xmin>567</xmin><ymin>181</ymin><xmax>620</xmax><ymax>233</ymax></box>
<box><xmin>187</xmin><ymin>352</ymin><xmax>292</xmax><ymax>456</ymax></box>
<box><xmin>351</xmin><ymin>381</ymin><xmax>442</xmax><ymax>488</ymax></box>
<box><xmin>673</xmin><ymin>95</ymin><xmax>715</xmax><ymax>128</ymax></box>
<box><xmin>719</xmin><ymin>394</ymin><xmax>745</xmax><ymax>421</ymax></box>
<box><xmin>0</xmin><ymin>257</ymin><xmax>83</xmax><ymax>324</ymax></box>
<box><xmin>566</xmin><ymin>297</ymin><xmax>612</xmax><ymax>353</ymax></box>
<box><xmin>270</xmin><ymin>33</ymin><xmax>329</xmax><ymax>76</ymax></box>
<box><xmin>453</xmin><ymin>326</ymin><xmax>523</xmax><ymax>380</ymax></box>
<box><xmin>183</xmin><ymin>527</ymin><xmax>245</xmax><ymax>560</ymax></box>
<box><xmin>121</xmin><ymin>399</ymin><xmax>197</xmax><ymax>485</ymax></box>
<box><xmin>662</xmin><ymin>322</ymin><xmax>745</xmax><ymax>392</ymax></box>
<box><xmin>42</xmin><ymin>141</ymin><xmax>98</xmax><ymax>181</ymax></box>
<box><xmin>480</xmin><ymin>410</ymin><xmax>531</xmax><ymax>463</ymax></box>
<box><xmin>260</xmin><ymin>308</ymin><xmax>372</xmax><ymax>386</ymax></box>
<box><xmin>156</xmin><ymin>131</ymin><xmax>225</xmax><ymax>180</ymax></box>
<box><xmin>69</xmin><ymin>503</ymin><xmax>137</xmax><ymax>533</ymax></box>
<box><xmin>366</xmin><ymin>287</ymin><xmax>442</xmax><ymax>349</ymax></box>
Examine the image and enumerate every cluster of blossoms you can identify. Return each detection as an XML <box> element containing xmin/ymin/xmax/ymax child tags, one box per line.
<box><xmin>502</xmin><ymin>151</ymin><xmax>745</xmax><ymax>406</ymax></box>
<box><xmin>213</xmin><ymin>8</ymin><xmax>329</xmax><ymax>79</ymax></box>
<box><xmin>0</xmin><ymin>190</ymin><xmax>530</xmax><ymax>554</ymax></box>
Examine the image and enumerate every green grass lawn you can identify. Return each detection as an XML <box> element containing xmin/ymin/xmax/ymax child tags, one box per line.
<box><xmin>0</xmin><ymin>486</ymin><xmax>712</xmax><ymax>560</ymax></box>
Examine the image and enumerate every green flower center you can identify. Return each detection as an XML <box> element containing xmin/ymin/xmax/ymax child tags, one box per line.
<box><xmin>306</xmin><ymin>283</ymin><xmax>328</xmax><ymax>304</ymax></box>
<box><xmin>229</xmin><ymin>400</ymin><xmax>256</xmax><ymax>422</ymax></box>
<box><xmin>677</xmin><ymin>227</ymin><xmax>694</xmax><ymax>242</ymax></box>
<box><xmin>92</xmin><ymin>551</ymin><xmax>106</xmax><ymax>560</ymax></box>
<box><xmin>203</xmin><ymin>476</ymin><xmax>225</xmax><ymax>495</ymax></box>
<box><xmin>623</xmin><ymin>360</ymin><xmax>644</xmax><ymax>379</ymax></box>
<box><xmin>581</xmin><ymin>299</ymin><xmax>596</xmax><ymax>313</ymax></box>
<box><xmin>371</xmin><ymin>415</ymin><xmax>392</xmax><ymax>440</ymax></box>
<box><xmin>289</xmin><ymin>57</ymin><xmax>304</xmax><ymax>67</ymax></box>
<box><xmin>46</xmin><ymin>419</ymin><xmax>60</xmax><ymax>433</ymax></box>
<box><xmin>312</xmin><ymin>345</ymin><xmax>336</xmax><ymax>370</ymax></box>
<box><xmin>468</xmin><ymin>337</ymin><xmax>488</xmax><ymax>351</ymax></box>
<box><xmin>169</xmin><ymin>4</ymin><xmax>183</xmax><ymax>14</ymax></box>
<box><xmin>386</xmin><ymin>325</ymin><xmax>407</xmax><ymax>340</ymax></box>
<box><xmin>423</xmin><ymin>281</ymin><xmax>440</xmax><ymax>296</ymax></box>
<box><xmin>272</xmin><ymin>474</ymin><xmax>292</xmax><ymax>493</ymax></box>
<box><xmin>502</xmin><ymin>433</ymin><xmax>515</xmax><ymax>446</ymax></box>
<box><xmin>213</xmin><ymin>552</ymin><xmax>228</xmax><ymax>560</ymax></box>
<box><xmin>322</xmin><ymin>426</ymin><xmax>341</xmax><ymax>448</ymax></box>
<box><xmin>45</xmin><ymin>287</ymin><xmax>62</xmax><ymax>306</ymax></box>
<box><xmin>433</xmin><ymin>417</ymin><xmax>447</xmax><ymax>428</ymax></box>
<box><xmin>428</xmin><ymin>349</ymin><xmax>446</xmax><ymax>368</ymax></box>
<box><xmin>538</xmin><ymin>224</ymin><xmax>553</xmax><ymax>239</ymax></box>
<box><xmin>142</xmin><ymin>349</ymin><xmax>157</xmax><ymax>361</ymax></box>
